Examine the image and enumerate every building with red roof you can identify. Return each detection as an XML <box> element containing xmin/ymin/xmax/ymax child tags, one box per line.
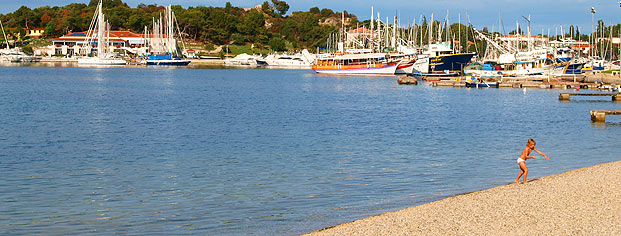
<box><xmin>47</xmin><ymin>30</ymin><xmax>150</xmax><ymax>57</ymax></box>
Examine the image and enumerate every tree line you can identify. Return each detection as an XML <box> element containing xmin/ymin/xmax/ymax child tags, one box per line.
<box><xmin>0</xmin><ymin>0</ymin><xmax>358</xmax><ymax>52</ymax></box>
<box><xmin>3</xmin><ymin>0</ymin><xmax>621</xmax><ymax>56</ymax></box>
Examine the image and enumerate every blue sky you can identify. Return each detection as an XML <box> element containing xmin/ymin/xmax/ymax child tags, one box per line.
<box><xmin>1</xmin><ymin>0</ymin><xmax>620</xmax><ymax>35</ymax></box>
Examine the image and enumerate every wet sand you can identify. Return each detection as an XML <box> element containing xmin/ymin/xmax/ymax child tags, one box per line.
<box><xmin>306</xmin><ymin>161</ymin><xmax>621</xmax><ymax>235</ymax></box>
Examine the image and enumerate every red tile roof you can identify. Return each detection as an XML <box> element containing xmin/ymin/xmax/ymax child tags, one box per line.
<box><xmin>52</xmin><ymin>37</ymin><xmax>126</xmax><ymax>42</ymax></box>
<box><xmin>60</xmin><ymin>30</ymin><xmax>146</xmax><ymax>39</ymax></box>
<box><xmin>348</xmin><ymin>27</ymin><xmax>372</xmax><ymax>33</ymax></box>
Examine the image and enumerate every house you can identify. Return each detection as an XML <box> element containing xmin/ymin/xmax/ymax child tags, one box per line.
<box><xmin>26</xmin><ymin>28</ymin><xmax>45</xmax><ymax>37</ymax></box>
<box><xmin>184</xmin><ymin>49</ymin><xmax>197</xmax><ymax>58</ymax></box>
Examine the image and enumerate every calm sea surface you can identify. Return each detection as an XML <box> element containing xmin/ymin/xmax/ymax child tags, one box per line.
<box><xmin>1</xmin><ymin>65</ymin><xmax>619</xmax><ymax>235</ymax></box>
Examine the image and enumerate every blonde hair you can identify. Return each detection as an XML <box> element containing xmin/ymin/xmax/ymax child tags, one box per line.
<box><xmin>527</xmin><ymin>139</ymin><xmax>536</xmax><ymax>145</ymax></box>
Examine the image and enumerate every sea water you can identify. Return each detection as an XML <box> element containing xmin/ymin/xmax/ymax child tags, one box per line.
<box><xmin>1</xmin><ymin>66</ymin><xmax>619</xmax><ymax>235</ymax></box>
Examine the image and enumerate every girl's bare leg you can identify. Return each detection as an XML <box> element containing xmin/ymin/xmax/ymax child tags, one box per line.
<box><xmin>515</xmin><ymin>167</ymin><xmax>524</xmax><ymax>184</ymax></box>
<box><xmin>518</xmin><ymin>162</ymin><xmax>528</xmax><ymax>184</ymax></box>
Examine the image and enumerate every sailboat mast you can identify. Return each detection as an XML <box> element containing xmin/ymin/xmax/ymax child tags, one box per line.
<box><xmin>392</xmin><ymin>15</ymin><xmax>397</xmax><ymax>50</ymax></box>
<box><xmin>97</xmin><ymin>0</ymin><xmax>104</xmax><ymax>57</ymax></box>
<box><xmin>169</xmin><ymin>5</ymin><xmax>174</xmax><ymax>54</ymax></box>
<box><xmin>429</xmin><ymin>13</ymin><xmax>433</xmax><ymax>46</ymax></box>
<box><xmin>0</xmin><ymin>19</ymin><xmax>9</xmax><ymax>50</ymax></box>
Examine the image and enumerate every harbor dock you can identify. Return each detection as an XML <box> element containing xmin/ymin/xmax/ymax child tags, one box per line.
<box><xmin>559</xmin><ymin>92</ymin><xmax>621</xmax><ymax>101</ymax></box>
<box><xmin>404</xmin><ymin>73</ymin><xmax>621</xmax><ymax>90</ymax></box>
<box><xmin>423</xmin><ymin>76</ymin><xmax>601</xmax><ymax>89</ymax></box>
<box><xmin>590</xmin><ymin>110</ymin><xmax>621</xmax><ymax>122</ymax></box>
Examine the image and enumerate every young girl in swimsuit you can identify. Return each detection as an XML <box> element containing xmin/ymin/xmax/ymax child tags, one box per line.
<box><xmin>515</xmin><ymin>139</ymin><xmax>550</xmax><ymax>184</ymax></box>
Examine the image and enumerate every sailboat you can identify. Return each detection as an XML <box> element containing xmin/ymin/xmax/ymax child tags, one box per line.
<box><xmin>78</xmin><ymin>0</ymin><xmax>126</xmax><ymax>65</ymax></box>
<box><xmin>0</xmin><ymin>19</ymin><xmax>42</xmax><ymax>63</ymax></box>
<box><xmin>145</xmin><ymin>5</ymin><xmax>190</xmax><ymax>66</ymax></box>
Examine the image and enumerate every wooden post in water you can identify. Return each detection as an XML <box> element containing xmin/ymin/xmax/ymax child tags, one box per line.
<box><xmin>590</xmin><ymin>110</ymin><xmax>607</xmax><ymax>122</ymax></box>
<box><xmin>590</xmin><ymin>110</ymin><xmax>621</xmax><ymax>122</ymax></box>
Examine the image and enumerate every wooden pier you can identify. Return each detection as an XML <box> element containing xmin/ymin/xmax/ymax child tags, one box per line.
<box><xmin>558</xmin><ymin>92</ymin><xmax>621</xmax><ymax>101</ymax></box>
<box><xmin>590</xmin><ymin>110</ymin><xmax>621</xmax><ymax>122</ymax></box>
<box><xmin>397</xmin><ymin>76</ymin><xmax>418</xmax><ymax>85</ymax></box>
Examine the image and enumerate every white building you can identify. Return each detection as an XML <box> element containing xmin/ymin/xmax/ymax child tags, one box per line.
<box><xmin>46</xmin><ymin>30</ymin><xmax>149</xmax><ymax>57</ymax></box>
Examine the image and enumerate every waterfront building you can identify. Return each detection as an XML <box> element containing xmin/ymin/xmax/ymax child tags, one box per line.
<box><xmin>46</xmin><ymin>30</ymin><xmax>149</xmax><ymax>57</ymax></box>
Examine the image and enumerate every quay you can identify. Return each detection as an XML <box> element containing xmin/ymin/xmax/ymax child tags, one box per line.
<box><xmin>403</xmin><ymin>72</ymin><xmax>621</xmax><ymax>90</ymax></box>
<box><xmin>397</xmin><ymin>76</ymin><xmax>417</xmax><ymax>85</ymax></box>
<box><xmin>424</xmin><ymin>79</ymin><xmax>597</xmax><ymax>89</ymax></box>
<box><xmin>558</xmin><ymin>92</ymin><xmax>620</xmax><ymax>101</ymax></box>
<box><xmin>590</xmin><ymin>110</ymin><xmax>621</xmax><ymax>122</ymax></box>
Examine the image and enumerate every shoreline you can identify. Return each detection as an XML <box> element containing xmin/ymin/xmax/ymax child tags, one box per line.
<box><xmin>305</xmin><ymin>160</ymin><xmax>621</xmax><ymax>235</ymax></box>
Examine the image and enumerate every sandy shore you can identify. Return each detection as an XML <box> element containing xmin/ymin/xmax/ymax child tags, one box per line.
<box><xmin>306</xmin><ymin>161</ymin><xmax>621</xmax><ymax>235</ymax></box>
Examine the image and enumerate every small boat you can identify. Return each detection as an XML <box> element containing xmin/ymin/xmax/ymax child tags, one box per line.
<box><xmin>465</xmin><ymin>75</ymin><xmax>498</xmax><ymax>88</ymax></box>
<box><xmin>223</xmin><ymin>53</ymin><xmax>263</xmax><ymax>66</ymax></box>
<box><xmin>260</xmin><ymin>49</ymin><xmax>315</xmax><ymax>68</ymax></box>
<box><xmin>465</xmin><ymin>81</ymin><xmax>499</xmax><ymax>88</ymax></box>
<box><xmin>146</xmin><ymin>54</ymin><xmax>190</xmax><ymax>66</ymax></box>
<box><xmin>312</xmin><ymin>53</ymin><xmax>399</xmax><ymax>75</ymax></box>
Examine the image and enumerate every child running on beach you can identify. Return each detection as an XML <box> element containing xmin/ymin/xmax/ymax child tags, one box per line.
<box><xmin>515</xmin><ymin>139</ymin><xmax>549</xmax><ymax>184</ymax></box>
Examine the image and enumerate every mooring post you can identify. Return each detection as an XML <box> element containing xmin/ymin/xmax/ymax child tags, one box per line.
<box><xmin>590</xmin><ymin>111</ymin><xmax>607</xmax><ymax>122</ymax></box>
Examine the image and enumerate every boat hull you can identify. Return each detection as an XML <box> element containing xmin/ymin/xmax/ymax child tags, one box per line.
<box><xmin>465</xmin><ymin>82</ymin><xmax>498</xmax><ymax>88</ymax></box>
<box><xmin>395</xmin><ymin>59</ymin><xmax>416</xmax><ymax>74</ymax></box>
<box><xmin>146</xmin><ymin>59</ymin><xmax>191</xmax><ymax>66</ymax></box>
<box><xmin>78</xmin><ymin>58</ymin><xmax>127</xmax><ymax>65</ymax></box>
<box><xmin>428</xmin><ymin>52</ymin><xmax>476</xmax><ymax>74</ymax></box>
<box><xmin>312</xmin><ymin>63</ymin><xmax>398</xmax><ymax>75</ymax></box>
<box><xmin>555</xmin><ymin>63</ymin><xmax>585</xmax><ymax>74</ymax></box>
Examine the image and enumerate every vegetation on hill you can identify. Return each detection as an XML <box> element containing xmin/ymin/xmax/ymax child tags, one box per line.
<box><xmin>2</xmin><ymin>0</ymin><xmax>619</xmax><ymax>57</ymax></box>
<box><xmin>0</xmin><ymin>0</ymin><xmax>357</xmax><ymax>53</ymax></box>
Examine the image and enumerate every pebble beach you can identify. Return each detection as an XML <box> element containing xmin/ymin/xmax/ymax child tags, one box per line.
<box><xmin>306</xmin><ymin>160</ymin><xmax>621</xmax><ymax>235</ymax></box>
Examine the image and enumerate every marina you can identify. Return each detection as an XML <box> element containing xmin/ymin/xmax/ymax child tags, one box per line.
<box><xmin>1</xmin><ymin>0</ymin><xmax>621</xmax><ymax>235</ymax></box>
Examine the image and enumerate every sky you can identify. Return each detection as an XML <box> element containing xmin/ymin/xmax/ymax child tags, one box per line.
<box><xmin>1</xmin><ymin>0</ymin><xmax>620</xmax><ymax>35</ymax></box>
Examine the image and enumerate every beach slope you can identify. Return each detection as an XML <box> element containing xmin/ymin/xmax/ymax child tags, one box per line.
<box><xmin>306</xmin><ymin>161</ymin><xmax>621</xmax><ymax>235</ymax></box>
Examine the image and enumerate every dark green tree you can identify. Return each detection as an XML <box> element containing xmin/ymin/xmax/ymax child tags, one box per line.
<box><xmin>271</xmin><ymin>0</ymin><xmax>289</xmax><ymax>16</ymax></box>
<box><xmin>269</xmin><ymin>37</ymin><xmax>286</xmax><ymax>51</ymax></box>
<box><xmin>240</xmin><ymin>9</ymin><xmax>267</xmax><ymax>43</ymax></box>
<box><xmin>261</xmin><ymin>1</ymin><xmax>273</xmax><ymax>15</ymax></box>
<box><xmin>309</xmin><ymin>7</ymin><xmax>320</xmax><ymax>14</ymax></box>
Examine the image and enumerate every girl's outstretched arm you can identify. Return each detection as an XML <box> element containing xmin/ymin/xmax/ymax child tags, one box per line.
<box><xmin>533</xmin><ymin>147</ymin><xmax>550</xmax><ymax>160</ymax></box>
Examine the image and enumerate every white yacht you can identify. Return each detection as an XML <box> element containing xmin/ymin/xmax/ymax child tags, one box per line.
<box><xmin>259</xmin><ymin>49</ymin><xmax>315</xmax><ymax>68</ymax></box>
<box><xmin>223</xmin><ymin>53</ymin><xmax>264</xmax><ymax>66</ymax></box>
